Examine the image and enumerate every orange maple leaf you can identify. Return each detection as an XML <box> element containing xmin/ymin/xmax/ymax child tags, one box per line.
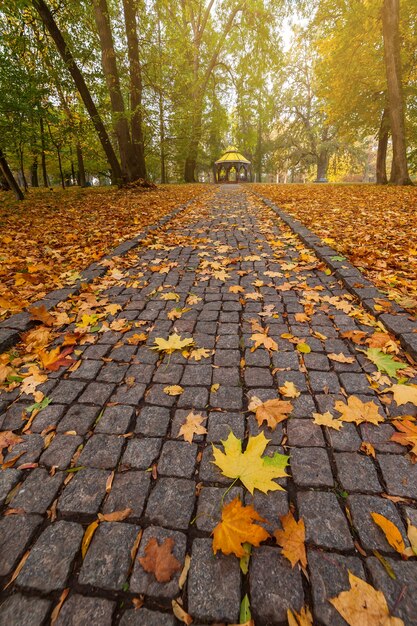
<box><xmin>390</xmin><ymin>419</ymin><xmax>417</xmax><ymax>461</ymax></box>
<box><xmin>274</xmin><ymin>510</ymin><xmax>307</xmax><ymax>568</ymax></box>
<box><xmin>138</xmin><ymin>537</ymin><xmax>181</xmax><ymax>583</ymax></box>
<box><xmin>212</xmin><ymin>498</ymin><xmax>270</xmax><ymax>557</ymax></box>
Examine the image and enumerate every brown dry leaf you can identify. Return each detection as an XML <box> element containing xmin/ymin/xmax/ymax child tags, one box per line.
<box><xmin>29</xmin><ymin>304</ymin><xmax>55</xmax><ymax>326</ymax></box>
<box><xmin>105</xmin><ymin>471</ymin><xmax>115</xmax><ymax>493</ymax></box>
<box><xmin>274</xmin><ymin>511</ymin><xmax>307</xmax><ymax>568</ymax></box>
<box><xmin>312</xmin><ymin>411</ymin><xmax>343</xmax><ymax>431</ymax></box>
<box><xmin>404</xmin><ymin>520</ymin><xmax>417</xmax><ymax>558</ymax></box>
<box><xmin>335</xmin><ymin>396</ymin><xmax>384</xmax><ymax>425</ymax></box>
<box><xmin>0</xmin><ymin>431</ymin><xmax>24</xmax><ymax>462</ymax></box>
<box><xmin>248</xmin><ymin>396</ymin><xmax>293</xmax><ymax>430</ymax></box>
<box><xmin>279</xmin><ymin>381</ymin><xmax>300</xmax><ymax>398</ymax></box>
<box><xmin>250</xmin><ymin>332</ymin><xmax>278</xmax><ymax>352</ymax></box>
<box><xmin>178</xmin><ymin>412</ymin><xmax>207</xmax><ymax>443</ymax></box>
<box><xmin>50</xmin><ymin>588</ymin><xmax>70</xmax><ymax>626</ymax></box>
<box><xmin>127</xmin><ymin>333</ymin><xmax>148</xmax><ymax>345</ymax></box>
<box><xmin>390</xmin><ymin>419</ymin><xmax>417</xmax><ymax>461</ymax></box>
<box><xmin>294</xmin><ymin>313</ymin><xmax>310</xmax><ymax>323</ymax></box>
<box><xmin>5</xmin><ymin>550</ymin><xmax>30</xmax><ymax>589</ymax></box>
<box><xmin>385</xmin><ymin>384</ymin><xmax>417</xmax><ymax>407</ymax></box>
<box><xmin>341</xmin><ymin>330</ymin><xmax>368</xmax><ymax>344</ymax></box>
<box><xmin>229</xmin><ymin>285</ymin><xmax>244</xmax><ymax>293</ymax></box>
<box><xmin>360</xmin><ymin>441</ymin><xmax>376</xmax><ymax>458</ymax></box>
<box><xmin>287</xmin><ymin>606</ymin><xmax>314</xmax><ymax>626</ymax></box>
<box><xmin>329</xmin><ymin>571</ymin><xmax>404</xmax><ymax>626</ymax></box>
<box><xmin>371</xmin><ymin>512</ymin><xmax>406</xmax><ymax>554</ymax></box>
<box><xmin>172</xmin><ymin>599</ymin><xmax>193</xmax><ymax>625</ymax></box>
<box><xmin>163</xmin><ymin>385</ymin><xmax>184</xmax><ymax>396</ymax></box>
<box><xmin>81</xmin><ymin>520</ymin><xmax>99</xmax><ymax>559</ymax></box>
<box><xmin>132</xmin><ymin>597</ymin><xmax>144</xmax><ymax>610</ymax></box>
<box><xmin>328</xmin><ymin>353</ymin><xmax>355</xmax><ymax>364</ymax></box>
<box><xmin>212</xmin><ymin>497</ymin><xmax>270</xmax><ymax>557</ymax></box>
<box><xmin>98</xmin><ymin>508</ymin><xmax>132</xmax><ymax>522</ymax></box>
<box><xmin>139</xmin><ymin>537</ymin><xmax>181</xmax><ymax>583</ymax></box>
<box><xmin>179</xmin><ymin>554</ymin><xmax>191</xmax><ymax>589</ymax></box>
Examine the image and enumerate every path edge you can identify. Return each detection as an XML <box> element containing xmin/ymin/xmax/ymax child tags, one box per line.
<box><xmin>251</xmin><ymin>189</ymin><xmax>417</xmax><ymax>361</ymax></box>
<box><xmin>0</xmin><ymin>191</ymin><xmax>208</xmax><ymax>353</ymax></box>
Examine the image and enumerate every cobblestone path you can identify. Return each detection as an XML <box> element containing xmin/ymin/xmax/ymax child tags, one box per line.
<box><xmin>1</xmin><ymin>185</ymin><xmax>417</xmax><ymax>625</ymax></box>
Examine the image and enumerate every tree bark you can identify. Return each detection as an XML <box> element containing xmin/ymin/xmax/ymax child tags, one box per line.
<box><xmin>33</xmin><ymin>0</ymin><xmax>123</xmax><ymax>184</ymax></box>
<box><xmin>382</xmin><ymin>0</ymin><xmax>412</xmax><ymax>185</ymax></box>
<box><xmin>122</xmin><ymin>0</ymin><xmax>147</xmax><ymax>180</ymax></box>
<box><xmin>76</xmin><ymin>142</ymin><xmax>86</xmax><ymax>187</ymax></box>
<box><xmin>92</xmin><ymin>0</ymin><xmax>135</xmax><ymax>181</ymax></box>
<box><xmin>0</xmin><ymin>148</ymin><xmax>24</xmax><ymax>200</ymax></box>
<box><xmin>315</xmin><ymin>149</ymin><xmax>329</xmax><ymax>181</ymax></box>
<box><xmin>376</xmin><ymin>107</ymin><xmax>389</xmax><ymax>184</ymax></box>
<box><xmin>39</xmin><ymin>117</ymin><xmax>49</xmax><ymax>186</ymax></box>
<box><xmin>30</xmin><ymin>156</ymin><xmax>39</xmax><ymax>187</ymax></box>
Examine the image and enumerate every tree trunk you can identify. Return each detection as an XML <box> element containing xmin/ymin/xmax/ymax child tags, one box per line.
<box><xmin>316</xmin><ymin>150</ymin><xmax>329</xmax><ymax>181</ymax></box>
<box><xmin>122</xmin><ymin>0</ymin><xmax>147</xmax><ymax>180</ymax></box>
<box><xmin>76</xmin><ymin>142</ymin><xmax>86</xmax><ymax>187</ymax></box>
<box><xmin>19</xmin><ymin>147</ymin><xmax>29</xmax><ymax>192</ymax></box>
<box><xmin>57</xmin><ymin>146</ymin><xmax>65</xmax><ymax>189</ymax></box>
<box><xmin>382</xmin><ymin>0</ymin><xmax>412</xmax><ymax>185</ymax></box>
<box><xmin>93</xmin><ymin>0</ymin><xmax>135</xmax><ymax>182</ymax></box>
<box><xmin>376</xmin><ymin>107</ymin><xmax>389</xmax><ymax>184</ymax></box>
<box><xmin>0</xmin><ymin>148</ymin><xmax>24</xmax><ymax>200</ymax></box>
<box><xmin>39</xmin><ymin>117</ymin><xmax>49</xmax><ymax>186</ymax></box>
<box><xmin>30</xmin><ymin>156</ymin><xmax>39</xmax><ymax>187</ymax></box>
<box><xmin>184</xmin><ymin>102</ymin><xmax>203</xmax><ymax>182</ymax></box>
<box><xmin>33</xmin><ymin>0</ymin><xmax>123</xmax><ymax>185</ymax></box>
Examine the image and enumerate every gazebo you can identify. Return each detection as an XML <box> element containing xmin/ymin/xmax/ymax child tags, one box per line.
<box><xmin>215</xmin><ymin>146</ymin><xmax>251</xmax><ymax>183</ymax></box>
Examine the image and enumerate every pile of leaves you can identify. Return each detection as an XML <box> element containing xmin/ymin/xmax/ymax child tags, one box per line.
<box><xmin>251</xmin><ymin>184</ymin><xmax>417</xmax><ymax>314</ymax></box>
<box><xmin>0</xmin><ymin>183</ymin><xmax>208</xmax><ymax>321</ymax></box>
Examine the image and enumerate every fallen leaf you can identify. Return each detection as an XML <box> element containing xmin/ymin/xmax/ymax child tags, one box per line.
<box><xmin>178</xmin><ymin>412</ymin><xmax>207</xmax><ymax>443</ymax></box>
<box><xmin>335</xmin><ymin>396</ymin><xmax>384</xmax><ymax>425</ymax></box>
<box><xmin>212</xmin><ymin>498</ymin><xmax>270</xmax><ymax>557</ymax></box>
<box><xmin>29</xmin><ymin>304</ymin><xmax>54</xmax><ymax>326</ymax></box>
<box><xmin>139</xmin><ymin>537</ymin><xmax>181</xmax><ymax>583</ymax></box>
<box><xmin>127</xmin><ymin>333</ymin><xmax>148</xmax><ymax>345</ymax></box>
<box><xmin>163</xmin><ymin>385</ymin><xmax>184</xmax><ymax>396</ymax></box>
<box><xmin>248</xmin><ymin>396</ymin><xmax>293</xmax><ymax>430</ymax></box>
<box><xmin>50</xmin><ymin>588</ymin><xmax>70</xmax><ymax>626</ymax></box>
<box><xmin>365</xmin><ymin>348</ymin><xmax>408</xmax><ymax>379</ymax></box>
<box><xmin>0</xmin><ymin>431</ymin><xmax>24</xmax><ymax>462</ymax></box>
<box><xmin>341</xmin><ymin>330</ymin><xmax>368</xmax><ymax>344</ymax></box>
<box><xmin>390</xmin><ymin>419</ymin><xmax>417</xmax><ymax>460</ymax></box>
<box><xmin>328</xmin><ymin>353</ymin><xmax>355</xmax><ymax>364</ymax></box>
<box><xmin>371</xmin><ymin>512</ymin><xmax>406</xmax><ymax>554</ymax></box>
<box><xmin>97</xmin><ymin>508</ymin><xmax>132</xmax><ymax>522</ymax></box>
<box><xmin>179</xmin><ymin>554</ymin><xmax>191</xmax><ymax>589</ymax></box>
<box><xmin>212</xmin><ymin>431</ymin><xmax>289</xmax><ymax>494</ymax></box>
<box><xmin>211</xmin><ymin>383</ymin><xmax>220</xmax><ymax>392</ymax></box>
<box><xmin>287</xmin><ymin>606</ymin><xmax>314</xmax><ymax>626</ymax></box>
<box><xmin>151</xmin><ymin>333</ymin><xmax>194</xmax><ymax>354</ymax></box>
<box><xmin>82</xmin><ymin>520</ymin><xmax>99</xmax><ymax>559</ymax></box>
<box><xmin>329</xmin><ymin>571</ymin><xmax>404</xmax><ymax>626</ymax></box>
<box><xmin>172</xmin><ymin>599</ymin><xmax>193</xmax><ymax>625</ymax></box>
<box><xmin>185</xmin><ymin>348</ymin><xmax>211</xmax><ymax>361</ymax></box>
<box><xmin>274</xmin><ymin>511</ymin><xmax>307</xmax><ymax>568</ymax></box>
<box><xmin>279</xmin><ymin>381</ymin><xmax>300</xmax><ymax>398</ymax></box>
<box><xmin>384</xmin><ymin>384</ymin><xmax>417</xmax><ymax>407</ymax></box>
<box><xmin>37</xmin><ymin>346</ymin><xmax>74</xmax><ymax>371</ymax></box>
<box><xmin>229</xmin><ymin>285</ymin><xmax>244</xmax><ymax>293</ymax></box>
<box><xmin>296</xmin><ymin>342</ymin><xmax>311</xmax><ymax>354</ymax></box>
<box><xmin>312</xmin><ymin>411</ymin><xmax>343</xmax><ymax>430</ymax></box>
<box><xmin>360</xmin><ymin>442</ymin><xmax>376</xmax><ymax>458</ymax></box>
<box><xmin>250</xmin><ymin>332</ymin><xmax>278</xmax><ymax>352</ymax></box>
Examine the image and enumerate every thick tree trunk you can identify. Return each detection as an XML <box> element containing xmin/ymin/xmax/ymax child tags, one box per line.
<box><xmin>39</xmin><ymin>117</ymin><xmax>48</xmax><ymax>187</ymax></box>
<box><xmin>33</xmin><ymin>0</ymin><xmax>123</xmax><ymax>184</ymax></box>
<box><xmin>184</xmin><ymin>104</ymin><xmax>203</xmax><ymax>182</ymax></box>
<box><xmin>0</xmin><ymin>148</ymin><xmax>24</xmax><ymax>200</ymax></box>
<box><xmin>122</xmin><ymin>0</ymin><xmax>147</xmax><ymax>180</ymax></box>
<box><xmin>30</xmin><ymin>157</ymin><xmax>39</xmax><ymax>187</ymax></box>
<box><xmin>76</xmin><ymin>142</ymin><xmax>86</xmax><ymax>187</ymax></box>
<box><xmin>376</xmin><ymin>107</ymin><xmax>389</xmax><ymax>184</ymax></box>
<box><xmin>315</xmin><ymin>150</ymin><xmax>329</xmax><ymax>181</ymax></box>
<box><xmin>19</xmin><ymin>147</ymin><xmax>29</xmax><ymax>192</ymax></box>
<box><xmin>382</xmin><ymin>0</ymin><xmax>412</xmax><ymax>185</ymax></box>
<box><xmin>93</xmin><ymin>0</ymin><xmax>135</xmax><ymax>182</ymax></box>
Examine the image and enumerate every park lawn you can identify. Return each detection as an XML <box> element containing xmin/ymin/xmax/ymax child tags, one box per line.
<box><xmin>0</xmin><ymin>183</ymin><xmax>208</xmax><ymax>320</ymax></box>
<box><xmin>252</xmin><ymin>183</ymin><xmax>417</xmax><ymax>314</ymax></box>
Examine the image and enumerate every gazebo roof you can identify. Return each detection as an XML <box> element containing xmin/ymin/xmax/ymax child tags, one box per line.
<box><xmin>215</xmin><ymin>146</ymin><xmax>251</xmax><ymax>165</ymax></box>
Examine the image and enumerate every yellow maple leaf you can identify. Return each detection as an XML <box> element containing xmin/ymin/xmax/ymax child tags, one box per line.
<box><xmin>229</xmin><ymin>285</ymin><xmax>244</xmax><ymax>293</ymax></box>
<box><xmin>371</xmin><ymin>512</ymin><xmax>406</xmax><ymax>555</ymax></box>
<box><xmin>330</xmin><ymin>572</ymin><xmax>404</xmax><ymax>626</ymax></box>
<box><xmin>328</xmin><ymin>353</ymin><xmax>355</xmax><ymax>364</ymax></box>
<box><xmin>212</xmin><ymin>431</ymin><xmax>289</xmax><ymax>494</ymax></box>
<box><xmin>312</xmin><ymin>411</ymin><xmax>343</xmax><ymax>431</ymax></box>
<box><xmin>186</xmin><ymin>294</ymin><xmax>202</xmax><ymax>305</ymax></box>
<box><xmin>279</xmin><ymin>381</ymin><xmax>300</xmax><ymax>398</ymax></box>
<box><xmin>385</xmin><ymin>384</ymin><xmax>417</xmax><ymax>407</ymax></box>
<box><xmin>274</xmin><ymin>511</ymin><xmax>307</xmax><ymax>568</ymax></box>
<box><xmin>126</xmin><ymin>333</ymin><xmax>148</xmax><ymax>345</ymax></box>
<box><xmin>185</xmin><ymin>348</ymin><xmax>211</xmax><ymax>361</ymax></box>
<box><xmin>160</xmin><ymin>292</ymin><xmax>180</xmax><ymax>301</ymax></box>
<box><xmin>151</xmin><ymin>333</ymin><xmax>194</xmax><ymax>355</ymax></box>
<box><xmin>212</xmin><ymin>498</ymin><xmax>270</xmax><ymax>557</ymax></box>
<box><xmin>250</xmin><ymin>332</ymin><xmax>278</xmax><ymax>352</ymax></box>
<box><xmin>178</xmin><ymin>412</ymin><xmax>207</xmax><ymax>443</ymax></box>
<box><xmin>390</xmin><ymin>419</ymin><xmax>417</xmax><ymax>460</ymax></box>
<box><xmin>248</xmin><ymin>396</ymin><xmax>293</xmax><ymax>430</ymax></box>
<box><xmin>167</xmin><ymin>307</ymin><xmax>191</xmax><ymax>321</ymax></box>
<box><xmin>335</xmin><ymin>396</ymin><xmax>384</xmax><ymax>425</ymax></box>
<box><xmin>163</xmin><ymin>385</ymin><xmax>184</xmax><ymax>396</ymax></box>
<box><xmin>287</xmin><ymin>606</ymin><xmax>313</xmax><ymax>626</ymax></box>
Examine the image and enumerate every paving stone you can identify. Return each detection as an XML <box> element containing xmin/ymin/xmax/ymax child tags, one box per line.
<box><xmin>58</xmin><ymin>468</ymin><xmax>110</xmax><ymax>516</ymax></box>
<box><xmin>69</xmin><ymin>359</ymin><xmax>102</xmax><ymax>380</ymax></box>
<box><xmin>135</xmin><ymin>406</ymin><xmax>170</xmax><ymax>437</ymax></box>
<box><xmin>206</xmin><ymin>411</ymin><xmax>245</xmax><ymax>442</ymax></box>
<box><xmin>130</xmin><ymin>526</ymin><xmax>186</xmax><ymax>597</ymax></box>
<box><xmin>303</xmin><ymin>353</ymin><xmax>331</xmax><ymax>371</ymax></box>
<box><xmin>0</xmin><ymin>514</ymin><xmax>43</xmax><ymax>576</ymax></box>
<box><xmin>95</xmin><ymin>405</ymin><xmax>134</xmax><ymax>434</ymax></box>
<box><xmin>77</xmin><ymin>382</ymin><xmax>115</xmax><ymax>405</ymax></box>
<box><xmin>1</xmin><ymin>402</ymin><xmax>30</xmax><ymax>430</ymax></box>
<box><xmin>79</xmin><ymin>522</ymin><xmax>140</xmax><ymax>590</ymax></box>
<box><xmin>291</xmin><ymin>447</ymin><xmax>334</xmax><ymax>487</ymax></box>
<box><xmin>110</xmin><ymin>382</ymin><xmax>146</xmax><ymax>405</ymax></box>
<box><xmin>308</xmin><ymin>371</ymin><xmax>340</xmax><ymax>394</ymax></box>
<box><xmin>326</xmin><ymin>422</ymin><xmax>362</xmax><ymax>451</ymax></box>
<box><xmin>82</xmin><ymin>344</ymin><xmax>110</xmax><ymax>359</ymax></box>
<box><xmin>107</xmin><ymin>345</ymin><xmax>136</xmax><ymax>362</ymax></box>
<box><xmin>57</xmin><ymin>405</ymin><xmax>100</xmax><ymax>435</ymax></box>
<box><xmin>122</xmin><ymin>438</ymin><xmax>162</xmax><ymax>470</ymax></box>
<box><xmin>297</xmin><ymin>491</ymin><xmax>353</xmax><ymax>549</ymax></box>
<box><xmin>245</xmin><ymin>348</ymin><xmax>270</xmax><ymax>366</ymax></box>
<box><xmin>245</xmin><ymin>490</ymin><xmax>289</xmax><ymax>534</ymax></box>
<box><xmin>119</xmin><ymin>608</ymin><xmax>175</xmax><ymax>626</ymax></box>
<box><xmin>188</xmin><ymin>538</ymin><xmax>241</xmax><ymax>623</ymax></box>
<box><xmin>335</xmin><ymin>452</ymin><xmax>382</xmax><ymax>493</ymax></box>
<box><xmin>51</xmin><ymin>380</ymin><xmax>86</xmax><ymax>404</ymax></box>
<box><xmin>348</xmin><ymin>494</ymin><xmax>408</xmax><ymax>552</ymax></box>
<box><xmin>11</xmin><ymin>468</ymin><xmax>63</xmax><ymax>514</ymax></box>
<box><xmin>339</xmin><ymin>372</ymin><xmax>373</xmax><ymax>395</ymax></box>
<box><xmin>196</xmin><ymin>485</ymin><xmax>243</xmax><ymax>532</ymax></box>
<box><xmin>199</xmin><ymin>446</ymin><xmax>233</xmax><ymax>484</ymax></box>
<box><xmin>153</xmin><ymin>364</ymin><xmax>184</xmax><ymax>384</ymax></box>
<box><xmin>287</xmin><ymin>419</ymin><xmax>326</xmax><ymax>446</ymax></box>
<box><xmin>78</xmin><ymin>434</ymin><xmax>123</xmax><ymax>469</ymax></box>
<box><xmin>145</xmin><ymin>384</ymin><xmax>177</xmax><ymax>407</ymax></box>
<box><xmin>177</xmin><ymin>386</ymin><xmax>209</xmax><ymax>408</ymax></box>
<box><xmin>378</xmin><ymin>454</ymin><xmax>417</xmax><ymax>499</ymax></box>
<box><xmin>308</xmin><ymin>549</ymin><xmax>365</xmax><ymax>626</ymax></box>
<box><xmin>181</xmin><ymin>364</ymin><xmax>212</xmax><ymax>386</ymax></box>
<box><xmin>103</xmin><ymin>471</ymin><xmax>151</xmax><ymax>517</ymax></box>
<box><xmin>40</xmin><ymin>434</ymin><xmax>83</xmax><ymax>469</ymax></box>
<box><xmin>290</xmin><ymin>393</ymin><xmax>316</xmax><ymax>418</ymax></box>
<box><xmin>0</xmin><ymin>594</ymin><xmax>51</xmax><ymax>626</ymax></box>
<box><xmin>212</xmin><ymin>366</ymin><xmax>240</xmax><ymax>386</ymax></box>
<box><xmin>244</xmin><ymin>367</ymin><xmax>273</xmax><ymax>387</ymax></box>
<box><xmin>158</xmin><ymin>440</ymin><xmax>198</xmax><ymax>478</ymax></box>
<box><xmin>145</xmin><ymin>477</ymin><xmax>195</xmax><ymax>529</ymax></box>
<box><xmin>55</xmin><ymin>595</ymin><xmax>115</xmax><ymax>626</ymax></box>
<box><xmin>250</xmin><ymin>546</ymin><xmax>304</xmax><ymax>624</ymax></box>
<box><xmin>214</xmin><ymin>350</ymin><xmax>240</xmax><ymax>367</ymax></box>
<box><xmin>209</xmin><ymin>385</ymin><xmax>242</xmax><ymax>410</ymax></box>
<box><xmin>0</xmin><ymin>468</ymin><xmax>21</xmax><ymax>506</ymax></box>
<box><xmin>366</xmin><ymin>557</ymin><xmax>417</xmax><ymax>625</ymax></box>
<box><xmin>359</xmin><ymin>422</ymin><xmax>405</xmax><ymax>453</ymax></box>
<box><xmin>96</xmin><ymin>362</ymin><xmax>129</xmax><ymax>383</ymax></box>
<box><xmin>17</xmin><ymin>521</ymin><xmax>83</xmax><ymax>591</ymax></box>
<box><xmin>4</xmin><ymin>434</ymin><xmax>44</xmax><ymax>465</ymax></box>
<box><xmin>125</xmin><ymin>363</ymin><xmax>155</xmax><ymax>384</ymax></box>
<box><xmin>31</xmin><ymin>404</ymin><xmax>66</xmax><ymax>432</ymax></box>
